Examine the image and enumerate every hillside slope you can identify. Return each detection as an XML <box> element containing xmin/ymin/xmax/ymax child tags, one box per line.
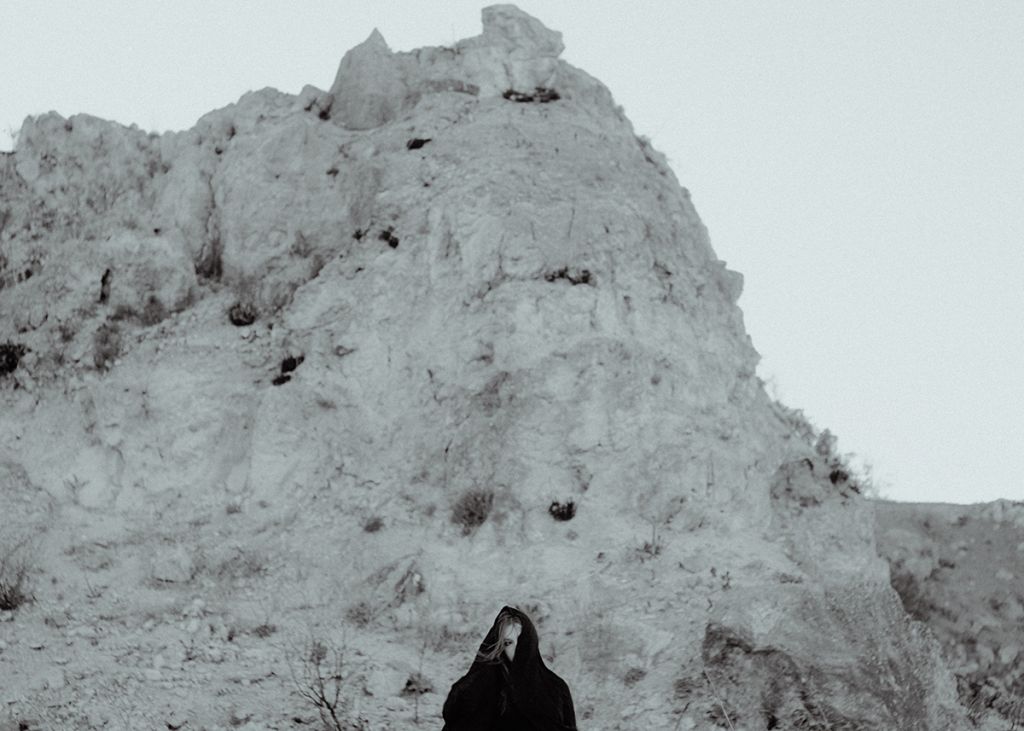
<box><xmin>876</xmin><ymin>499</ymin><xmax>1024</xmax><ymax>728</ymax></box>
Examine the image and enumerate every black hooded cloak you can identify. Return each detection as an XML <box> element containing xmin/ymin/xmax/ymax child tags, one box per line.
<box><xmin>442</xmin><ymin>606</ymin><xmax>577</xmax><ymax>731</ymax></box>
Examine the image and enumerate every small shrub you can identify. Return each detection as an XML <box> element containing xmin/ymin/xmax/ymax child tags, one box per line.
<box><xmin>93</xmin><ymin>322</ymin><xmax>121</xmax><ymax>369</ymax></box>
<box><xmin>829</xmin><ymin>468</ymin><xmax>849</xmax><ymax>485</ymax></box>
<box><xmin>281</xmin><ymin>355</ymin><xmax>304</xmax><ymax>373</ymax></box>
<box><xmin>0</xmin><ymin>539</ymin><xmax>34</xmax><ymax>611</ymax></box>
<box><xmin>718</xmin><ymin>571</ymin><xmax>732</xmax><ymax>591</ymax></box>
<box><xmin>623</xmin><ymin>667</ymin><xmax>646</xmax><ymax>686</ymax></box>
<box><xmin>432</xmin><ymin>625</ymin><xmax>477</xmax><ymax>653</ymax></box>
<box><xmin>451</xmin><ymin>489</ymin><xmax>494</xmax><ymax>534</ymax></box>
<box><xmin>345</xmin><ymin>600</ymin><xmax>376</xmax><ymax>627</ymax></box>
<box><xmin>378</xmin><ymin>227</ymin><xmax>399</xmax><ymax>249</ymax></box>
<box><xmin>290</xmin><ymin>640</ymin><xmax>367</xmax><ymax>731</ymax></box>
<box><xmin>216</xmin><ymin>548</ymin><xmax>268</xmax><ymax>580</ymax></box>
<box><xmin>549</xmin><ymin>501</ymin><xmax>576</xmax><ymax>521</ymax></box>
<box><xmin>291</xmin><ymin>232</ymin><xmax>314</xmax><ymax>258</ymax></box>
<box><xmin>636</xmin><ymin>522</ymin><xmax>663</xmax><ymax>561</ymax></box>
<box><xmin>0</xmin><ymin>341</ymin><xmax>27</xmax><ymax>376</ymax></box>
<box><xmin>251</xmin><ymin>623</ymin><xmax>277</xmax><ymax>638</ymax></box>
<box><xmin>673</xmin><ymin>676</ymin><xmax>698</xmax><ymax>703</ymax></box>
<box><xmin>776</xmin><ymin>572</ymin><xmax>804</xmax><ymax>584</ymax></box>
<box><xmin>814</xmin><ymin>429</ymin><xmax>838</xmax><ymax>458</ymax></box>
<box><xmin>272</xmin><ymin>374</ymin><xmax>291</xmax><ymax>386</ymax></box>
<box><xmin>58</xmin><ymin>321</ymin><xmax>76</xmax><ymax>342</ymax></box>
<box><xmin>544</xmin><ymin>267</ymin><xmax>592</xmax><ymax>285</ymax></box>
<box><xmin>638</xmin><ymin>539</ymin><xmax>662</xmax><ymax>560</ymax></box>
<box><xmin>401</xmin><ymin>672</ymin><xmax>432</xmax><ymax>696</ymax></box>
<box><xmin>228</xmin><ymin>301</ymin><xmax>258</xmax><ymax>326</ymax></box>
<box><xmin>403</xmin><ymin>670</ymin><xmax>433</xmax><ymax>724</ymax></box>
<box><xmin>140</xmin><ymin>296</ymin><xmax>167</xmax><ymax>326</ymax></box>
<box><xmin>362</xmin><ymin>517</ymin><xmax>384</xmax><ymax>533</ymax></box>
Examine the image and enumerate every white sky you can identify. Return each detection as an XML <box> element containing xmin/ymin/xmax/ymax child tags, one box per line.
<box><xmin>3</xmin><ymin>1</ymin><xmax>1023</xmax><ymax>504</ymax></box>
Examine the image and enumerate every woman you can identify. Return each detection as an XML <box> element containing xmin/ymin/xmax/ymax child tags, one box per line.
<box><xmin>442</xmin><ymin>606</ymin><xmax>577</xmax><ymax>730</ymax></box>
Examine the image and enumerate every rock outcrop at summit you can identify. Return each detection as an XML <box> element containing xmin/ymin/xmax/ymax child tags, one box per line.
<box><xmin>0</xmin><ymin>5</ymin><xmax>977</xmax><ymax>728</ymax></box>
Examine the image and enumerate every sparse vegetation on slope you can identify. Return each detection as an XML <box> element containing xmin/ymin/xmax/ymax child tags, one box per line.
<box><xmin>0</xmin><ymin>538</ymin><xmax>34</xmax><ymax>611</ymax></box>
<box><xmin>0</xmin><ymin>341</ymin><xmax>26</xmax><ymax>377</ymax></box>
<box><xmin>451</xmin><ymin>488</ymin><xmax>494</xmax><ymax>534</ymax></box>
<box><xmin>291</xmin><ymin>639</ymin><xmax>368</xmax><ymax>731</ymax></box>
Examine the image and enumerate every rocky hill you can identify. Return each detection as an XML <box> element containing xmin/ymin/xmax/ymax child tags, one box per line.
<box><xmin>0</xmin><ymin>5</ymin><xmax>987</xmax><ymax>729</ymax></box>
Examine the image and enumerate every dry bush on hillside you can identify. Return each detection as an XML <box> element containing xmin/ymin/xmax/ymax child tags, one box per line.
<box><xmin>0</xmin><ymin>537</ymin><xmax>34</xmax><ymax>611</ymax></box>
<box><xmin>0</xmin><ymin>341</ymin><xmax>27</xmax><ymax>377</ymax></box>
<box><xmin>215</xmin><ymin>547</ymin><xmax>268</xmax><ymax>581</ymax></box>
<box><xmin>623</xmin><ymin>667</ymin><xmax>646</xmax><ymax>686</ymax></box>
<box><xmin>548</xmin><ymin>500</ymin><xmax>576</xmax><ymax>521</ymax></box>
<box><xmin>361</xmin><ymin>516</ymin><xmax>384</xmax><ymax>533</ymax></box>
<box><xmin>140</xmin><ymin>295</ymin><xmax>168</xmax><ymax>326</ymax></box>
<box><xmin>290</xmin><ymin>639</ymin><xmax>368</xmax><ymax>731</ymax></box>
<box><xmin>451</xmin><ymin>488</ymin><xmax>494</xmax><ymax>534</ymax></box>
<box><xmin>344</xmin><ymin>600</ymin><xmax>377</xmax><ymax>628</ymax></box>
<box><xmin>93</xmin><ymin>322</ymin><xmax>121</xmax><ymax>369</ymax></box>
<box><xmin>228</xmin><ymin>300</ymin><xmax>258</xmax><ymax>326</ymax></box>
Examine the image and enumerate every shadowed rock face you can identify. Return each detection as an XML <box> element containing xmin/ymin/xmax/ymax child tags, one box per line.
<box><xmin>0</xmin><ymin>5</ymin><xmax>971</xmax><ymax>728</ymax></box>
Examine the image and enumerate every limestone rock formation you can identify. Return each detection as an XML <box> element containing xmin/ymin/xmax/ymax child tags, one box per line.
<box><xmin>0</xmin><ymin>5</ymin><xmax>979</xmax><ymax>729</ymax></box>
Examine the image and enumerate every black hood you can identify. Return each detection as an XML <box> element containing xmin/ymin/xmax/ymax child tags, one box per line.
<box><xmin>442</xmin><ymin>606</ymin><xmax>577</xmax><ymax>731</ymax></box>
<box><xmin>474</xmin><ymin>605</ymin><xmax>542</xmax><ymax>670</ymax></box>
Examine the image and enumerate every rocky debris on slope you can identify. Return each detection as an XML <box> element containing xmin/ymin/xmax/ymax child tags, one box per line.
<box><xmin>0</xmin><ymin>4</ymin><xmax>972</xmax><ymax>728</ymax></box>
<box><xmin>876</xmin><ymin>500</ymin><xmax>1024</xmax><ymax>728</ymax></box>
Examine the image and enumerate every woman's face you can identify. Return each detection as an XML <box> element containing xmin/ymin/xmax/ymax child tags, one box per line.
<box><xmin>501</xmin><ymin>620</ymin><xmax>522</xmax><ymax>661</ymax></box>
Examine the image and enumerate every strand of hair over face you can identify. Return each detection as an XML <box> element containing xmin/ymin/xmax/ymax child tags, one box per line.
<box><xmin>476</xmin><ymin>612</ymin><xmax>521</xmax><ymax>663</ymax></box>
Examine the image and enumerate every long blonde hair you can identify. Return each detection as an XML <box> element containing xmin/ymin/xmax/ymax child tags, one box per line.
<box><xmin>476</xmin><ymin>611</ymin><xmax>521</xmax><ymax>663</ymax></box>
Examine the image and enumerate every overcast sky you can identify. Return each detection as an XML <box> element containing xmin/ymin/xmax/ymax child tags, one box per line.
<box><xmin>3</xmin><ymin>1</ymin><xmax>1022</xmax><ymax>504</ymax></box>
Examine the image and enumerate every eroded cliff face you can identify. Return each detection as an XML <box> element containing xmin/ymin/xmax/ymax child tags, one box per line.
<box><xmin>0</xmin><ymin>5</ymin><xmax>969</xmax><ymax>729</ymax></box>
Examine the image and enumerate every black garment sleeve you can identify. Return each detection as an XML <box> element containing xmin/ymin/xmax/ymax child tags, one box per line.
<box><xmin>442</xmin><ymin>664</ymin><xmax>500</xmax><ymax>730</ymax></box>
<box><xmin>558</xmin><ymin>677</ymin><xmax>577</xmax><ymax>731</ymax></box>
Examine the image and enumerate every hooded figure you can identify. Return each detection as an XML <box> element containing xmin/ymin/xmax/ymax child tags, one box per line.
<box><xmin>442</xmin><ymin>606</ymin><xmax>577</xmax><ymax>731</ymax></box>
